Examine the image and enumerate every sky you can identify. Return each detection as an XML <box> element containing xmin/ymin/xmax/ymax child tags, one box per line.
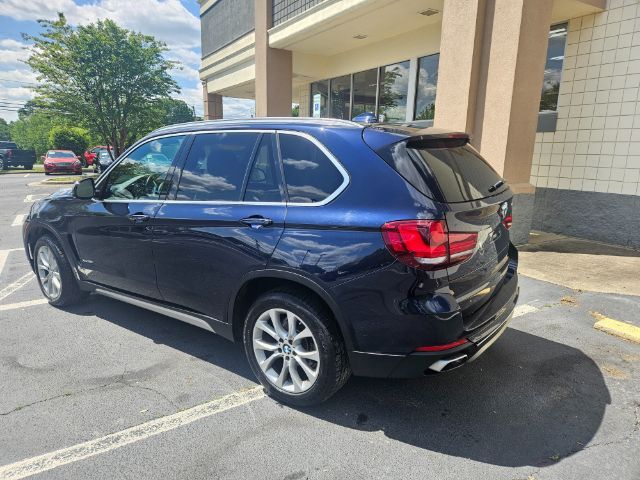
<box><xmin>0</xmin><ymin>0</ymin><xmax>255</xmax><ymax>122</ymax></box>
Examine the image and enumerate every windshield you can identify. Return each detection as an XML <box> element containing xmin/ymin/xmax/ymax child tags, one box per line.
<box><xmin>48</xmin><ymin>151</ymin><xmax>76</xmax><ymax>158</ymax></box>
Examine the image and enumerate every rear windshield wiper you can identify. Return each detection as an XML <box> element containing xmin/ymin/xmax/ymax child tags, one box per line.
<box><xmin>488</xmin><ymin>180</ymin><xmax>505</xmax><ymax>193</ymax></box>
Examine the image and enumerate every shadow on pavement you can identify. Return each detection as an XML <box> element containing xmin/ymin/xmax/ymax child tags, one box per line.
<box><xmin>67</xmin><ymin>298</ymin><xmax>610</xmax><ymax>468</ymax></box>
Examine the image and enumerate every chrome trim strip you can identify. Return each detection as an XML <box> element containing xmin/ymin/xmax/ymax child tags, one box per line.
<box><xmin>428</xmin><ymin>354</ymin><xmax>468</xmax><ymax>372</ymax></box>
<box><xmin>97</xmin><ymin>129</ymin><xmax>351</xmax><ymax>208</ymax></box>
<box><xmin>94</xmin><ymin>288</ymin><xmax>216</xmax><ymax>333</ymax></box>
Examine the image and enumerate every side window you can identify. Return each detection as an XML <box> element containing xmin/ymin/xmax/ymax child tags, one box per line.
<box><xmin>279</xmin><ymin>134</ymin><xmax>344</xmax><ymax>203</ymax></box>
<box><xmin>244</xmin><ymin>134</ymin><xmax>284</xmax><ymax>202</ymax></box>
<box><xmin>102</xmin><ymin>136</ymin><xmax>185</xmax><ymax>201</ymax></box>
<box><xmin>176</xmin><ymin>132</ymin><xmax>260</xmax><ymax>201</ymax></box>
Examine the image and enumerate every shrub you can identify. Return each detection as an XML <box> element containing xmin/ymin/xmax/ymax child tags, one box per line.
<box><xmin>48</xmin><ymin>126</ymin><xmax>90</xmax><ymax>155</ymax></box>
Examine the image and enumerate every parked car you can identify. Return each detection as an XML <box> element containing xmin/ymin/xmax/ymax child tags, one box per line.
<box><xmin>84</xmin><ymin>146</ymin><xmax>112</xmax><ymax>167</ymax></box>
<box><xmin>23</xmin><ymin>119</ymin><xmax>518</xmax><ymax>405</ymax></box>
<box><xmin>95</xmin><ymin>149</ymin><xmax>116</xmax><ymax>172</ymax></box>
<box><xmin>0</xmin><ymin>141</ymin><xmax>36</xmax><ymax>170</ymax></box>
<box><xmin>42</xmin><ymin>150</ymin><xmax>83</xmax><ymax>175</ymax></box>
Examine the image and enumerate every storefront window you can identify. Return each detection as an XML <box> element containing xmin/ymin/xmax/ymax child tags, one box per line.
<box><xmin>540</xmin><ymin>23</ymin><xmax>568</xmax><ymax>112</ymax></box>
<box><xmin>330</xmin><ymin>75</ymin><xmax>351</xmax><ymax>120</ymax></box>
<box><xmin>378</xmin><ymin>60</ymin><xmax>410</xmax><ymax>122</ymax></box>
<box><xmin>351</xmin><ymin>68</ymin><xmax>378</xmax><ymax>120</ymax></box>
<box><xmin>414</xmin><ymin>54</ymin><xmax>439</xmax><ymax>120</ymax></box>
<box><xmin>310</xmin><ymin>80</ymin><xmax>329</xmax><ymax>118</ymax></box>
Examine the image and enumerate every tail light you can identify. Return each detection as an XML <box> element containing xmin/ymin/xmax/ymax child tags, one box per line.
<box><xmin>6</xmin><ymin>149</ymin><xmax>12</xmax><ymax>159</ymax></box>
<box><xmin>503</xmin><ymin>215</ymin><xmax>513</xmax><ymax>230</ymax></box>
<box><xmin>381</xmin><ymin>220</ymin><xmax>478</xmax><ymax>270</ymax></box>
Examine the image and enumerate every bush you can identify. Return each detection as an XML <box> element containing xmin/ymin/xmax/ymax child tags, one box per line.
<box><xmin>48</xmin><ymin>126</ymin><xmax>90</xmax><ymax>155</ymax></box>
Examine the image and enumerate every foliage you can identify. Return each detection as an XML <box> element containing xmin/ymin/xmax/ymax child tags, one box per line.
<box><xmin>49</xmin><ymin>125</ymin><xmax>90</xmax><ymax>154</ymax></box>
<box><xmin>291</xmin><ymin>104</ymin><xmax>300</xmax><ymax>117</ymax></box>
<box><xmin>9</xmin><ymin>112</ymin><xmax>58</xmax><ymax>157</ymax></box>
<box><xmin>0</xmin><ymin>118</ymin><xmax>10</xmax><ymax>141</ymax></box>
<box><xmin>25</xmin><ymin>14</ymin><xmax>180</xmax><ymax>156</ymax></box>
<box><xmin>155</xmin><ymin>98</ymin><xmax>195</xmax><ymax>126</ymax></box>
<box><xmin>415</xmin><ymin>103</ymin><xmax>436</xmax><ymax>121</ymax></box>
<box><xmin>540</xmin><ymin>82</ymin><xmax>560</xmax><ymax>112</ymax></box>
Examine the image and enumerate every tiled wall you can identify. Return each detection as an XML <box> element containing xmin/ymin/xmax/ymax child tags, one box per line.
<box><xmin>530</xmin><ymin>0</ymin><xmax>640</xmax><ymax>196</ymax></box>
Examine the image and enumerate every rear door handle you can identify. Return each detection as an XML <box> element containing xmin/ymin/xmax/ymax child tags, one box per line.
<box><xmin>128</xmin><ymin>213</ymin><xmax>150</xmax><ymax>223</ymax></box>
<box><xmin>240</xmin><ymin>216</ymin><xmax>273</xmax><ymax>229</ymax></box>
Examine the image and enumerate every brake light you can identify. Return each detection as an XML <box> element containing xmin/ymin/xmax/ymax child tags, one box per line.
<box><xmin>6</xmin><ymin>149</ymin><xmax>12</xmax><ymax>159</ymax></box>
<box><xmin>381</xmin><ymin>220</ymin><xmax>478</xmax><ymax>270</ymax></box>
<box><xmin>415</xmin><ymin>338</ymin><xmax>469</xmax><ymax>352</ymax></box>
<box><xmin>503</xmin><ymin>215</ymin><xmax>513</xmax><ymax>230</ymax></box>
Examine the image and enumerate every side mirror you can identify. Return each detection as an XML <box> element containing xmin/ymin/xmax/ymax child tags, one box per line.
<box><xmin>73</xmin><ymin>177</ymin><xmax>95</xmax><ymax>199</ymax></box>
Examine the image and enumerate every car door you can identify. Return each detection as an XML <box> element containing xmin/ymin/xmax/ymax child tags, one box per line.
<box><xmin>152</xmin><ymin>131</ymin><xmax>287</xmax><ymax>321</ymax></box>
<box><xmin>69</xmin><ymin>135</ymin><xmax>187</xmax><ymax>298</ymax></box>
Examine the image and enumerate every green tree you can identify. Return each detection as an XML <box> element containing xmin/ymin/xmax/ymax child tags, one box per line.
<box><xmin>25</xmin><ymin>14</ymin><xmax>179</xmax><ymax>157</ymax></box>
<box><xmin>9</xmin><ymin>112</ymin><xmax>58</xmax><ymax>158</ymax></box>
<box><xmin>0</xmin><ymin>118</ymin><xmax>10</xmax><ymax>141</ymax></box>
<box><xmin>156</xmin><ymin>98</ymin><xmax>195</xmax><ymax>126</ymax></box>
<box><xmin>291</xmin><ymin>104</ymin><xmax>300</xmax><ymax>117</ymax></box>
<box><xmin>49</xmin><ymin>125</ymin><xmax>90</xmax><ymax>154</ymax></box>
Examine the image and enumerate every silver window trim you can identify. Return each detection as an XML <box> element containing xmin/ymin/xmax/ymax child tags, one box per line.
<box><xmin>97</xmin><ymin>129</ymin><xmax>350</xmax><ymax>207</ymax></box>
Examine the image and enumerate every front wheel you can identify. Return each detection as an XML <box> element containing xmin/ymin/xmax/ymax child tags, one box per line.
<box><xmin>34</xmin><ymin>236</ymin><xmax>86</xmax><ymax>307</ymax></box>
<box><xmin>243</xmin><ymin>290</ymin><xmax>350</xmax><ymax>406</ymax></box>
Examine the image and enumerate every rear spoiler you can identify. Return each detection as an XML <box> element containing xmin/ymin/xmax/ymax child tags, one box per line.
<box><xmin>362</xmin><ymin>125</ymin><xmax>471</xmax><ymax>152</ymax></box>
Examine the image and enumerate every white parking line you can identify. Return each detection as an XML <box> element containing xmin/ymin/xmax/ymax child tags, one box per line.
<box><xmin>513</xmin><ymin>304</ymin><xmax>538</xmax><ymax>318</ymax></box>
<box><xmin>11</xmin><ymin>215</ymin><xmax>25</xmax><ymax>227</ymax></box>
<box><xmin>23</xmin><ymin>194</ymin><xmax>46</xmax><ymax>203</ymax></box>
<box><xmin>0</xmin><ymin>248</ymin><xmax>22</xmax><ymax>277</ymax></box>
<box><xmin>0</xmin><ymin>272</ymin><xmax>35</xmax><ymax>302</ymax></box>
<box><xmin>0</xmin><ymin>299</ymin><xmax>48</xmax><ymax>312</ymax></box>
<box><xmin>0</xmin><ymin>386</ymin><xmax>265</xmax><ymax>480</ymax></box>
<box><xmin>24</xmin><ymin>174</ymin><xmax>30</xmax><ymax>178</ymax></box>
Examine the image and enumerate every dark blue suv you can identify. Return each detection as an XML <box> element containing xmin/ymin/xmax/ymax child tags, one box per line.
<box><xmin>23</xmin><ymin>118</ymin><xmax>519</xmax><ymax>405</ymax></box>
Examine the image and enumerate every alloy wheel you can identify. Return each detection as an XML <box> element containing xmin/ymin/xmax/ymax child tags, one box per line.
<box><xmin>36</xmin><ymin>245</ymin><xmax>62</xmax><ymax>300</ymax></box>
<box><xmin>252</xmin><ymin>308</ymin><xmax>320</xmax><ymax>393</ymax></box>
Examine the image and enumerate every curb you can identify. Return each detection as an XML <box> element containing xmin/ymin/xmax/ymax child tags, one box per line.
<box><xmin>592</xmin><ymin>312</ymin><xmax>640</xmax><ymax>345</ymax></box>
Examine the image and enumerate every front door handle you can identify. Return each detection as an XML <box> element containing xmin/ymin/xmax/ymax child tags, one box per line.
<box><xmin>128</xmin><ymin>213</ymin><xmax>150</xmax><ymax>223</ymax></box>
<box><xmin>240</xmin><ymin>216</ymin><xmax>273</xmax><ymax>229</ymax></box>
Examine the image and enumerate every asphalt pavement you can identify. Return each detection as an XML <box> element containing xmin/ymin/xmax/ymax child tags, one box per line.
<box><xmin>0</xmin><ymin>173</ymin><xmax>638</xmax><ymax>480</ymax></box>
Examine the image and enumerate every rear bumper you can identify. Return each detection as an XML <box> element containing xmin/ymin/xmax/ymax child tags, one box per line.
<box><xmin>350</xmin><ymin>270</ymin><xmax>519</xmax><ymax>378</ymax></box>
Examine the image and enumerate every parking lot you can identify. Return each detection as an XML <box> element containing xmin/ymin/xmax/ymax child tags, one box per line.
<box><xmin>1</xmin><ymin>173</ymin><xmax>639</xmax><ymax>480</ymax></box>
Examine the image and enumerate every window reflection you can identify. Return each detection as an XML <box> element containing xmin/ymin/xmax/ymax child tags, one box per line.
<box><xmin>415</xmin><ymin>54</ymin><xmax>439</xmax><ymax>120</ymax></box>
<box><xmin>176</xmin><ymin>133</ymin><xmax>260</xmax><ymax>201</ymax></box>
<box><xmin>351</xmin><ymin>68</ymin><xmax>377</xmax><ymax>119</ymax></box>
<box><xmin>540</xmin><ymin>23</ymin><xmax>568</xmax><ymax>112</ymax></box>
<box><xmin>310</xmin><ymin>80</ymin><xmax>329</xmax><ymax>118</ymax></box>
<box><xmin>330</xmin><ymin>74</ymin><xmax>351</xmax><ymax>120</ymax></box>
<box><xmin>102</xmin><ymin>136</ymin><xmax>184</xmax><ymax>201</ymax></box>
<box><xmin>280</xmin><ymin>135</ymin><xmax>343</xmax><ymax>203</ymax></box>
<box><xmin>379</xmin><ymin>60</ymin><xmax>410</xmax><ymax>122</ymax></box>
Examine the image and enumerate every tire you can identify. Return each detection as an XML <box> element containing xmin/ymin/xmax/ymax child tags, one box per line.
<box><xmin>0</xmin><ymin>157</ymin><xmax>6</xmax><ymax>170</ymax></box>
<box><xmin>243</xmin><ymin>290</ymin><xmax>350</xmax><ymax>406</ymax></box>
<box><xmin>24</xmin><ymin>164</ymin><xmax>33</xmax><ymax>170</ymax></box>
<box><xmin>45</xmin><ymin>172</ymin><xmax>50</xmax><ymax>176</ymax></box>
<box><xmin>33</xmin><ymin>235</ymin><xmax>86</xmax><ymax>307</ymax></box>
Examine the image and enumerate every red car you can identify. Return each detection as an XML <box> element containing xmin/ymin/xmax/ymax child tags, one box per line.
<box><xmin>43</xmin><ymin>150</ymin><xmax>83</xmax><ymax>175</ymax></box>
<box><xmin>83</xmin><ymin>146</ymin><xmax>112</xmax><ymax>166</ymax></box>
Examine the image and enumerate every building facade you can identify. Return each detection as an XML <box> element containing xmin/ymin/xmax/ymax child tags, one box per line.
<box><xmin>199</xmin><ymin>0</ymin><xmax>640</xmax><ymax>248</ymax></box>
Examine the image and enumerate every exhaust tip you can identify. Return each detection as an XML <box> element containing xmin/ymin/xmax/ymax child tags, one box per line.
<box><xmin>427</xmin><ymin>354</ymin><xmax>468</xmax><ymax>373</ymax></box>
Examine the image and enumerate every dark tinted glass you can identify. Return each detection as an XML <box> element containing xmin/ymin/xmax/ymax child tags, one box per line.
<box><xmin>378</xmin><ymin>141</ymin><xmax>506</xmax><ymax>203</ymax></box>
<box><xmin>244</xmin><ymin>134</ymin><xmax>283</xmax><ymax>202</ymax></box>
<box><xmin>352</xmin><ymin>68</ymin><xmax>377</xmax><ymax>119</ymax></box>
<box><xmin>48</xmin><ymin>151</ymin><xmax>76</xmax><ymax>158</ymax></box>
<box><xmin>0</xmin><ymin>142</ymin><xmax>17</xmax><ymax>149</ymax></box>
<box><xmin>330</xmin><ymin>74</ymin><xmax>351</xmax><ymax>120</ymax></box>
<box><xmin>379</xmin><ymin>60</ymin><xmax>410</xmax><ymax>122</ymax></box>
<box><xmin>177</xmin><ymin>132</ymin><xmax>259</xmax><ymax>201</ymax></box>
<box><xmin>102</xmin><ymin>135</ymin><xmax>184</xmax><ymax>200</ymax></box>
<box><xmin>279</xmin><ymin>134</ymin><xmax>343</xmax><ymax>203</ymax></box>
<box><xmin>540</xmin><ymin>23</ymin><xmax>567</xmax><ymax>112</ymax></box>
<box><xmin>414</xmin><ymin>54</ymin><xmax>439</xmax><ymax>120</ymax></box>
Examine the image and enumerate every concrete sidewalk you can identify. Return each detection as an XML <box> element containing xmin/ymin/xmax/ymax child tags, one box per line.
<box><xmin>518</xmin><ymin>231</ymin><xmax>640</xmax><ymax>297</ymax></box>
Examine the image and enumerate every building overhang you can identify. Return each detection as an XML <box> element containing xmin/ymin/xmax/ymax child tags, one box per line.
<box><xmin>551</xmin><ymin>0</ymin><xmax>606</xmax><ymax>23</ymax></box>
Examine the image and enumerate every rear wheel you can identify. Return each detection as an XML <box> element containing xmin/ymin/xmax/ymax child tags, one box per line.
<box><xmin>0</xmin><ymin>157</ymin><xmax>6</xmax><ymax>170</ymax></box>
<box><xmin>243</xmin><ymin>290</ymin><xmax>350</xmax><ymax>406</ymax></box>
<box><xmin>24</xmin><ymin>163</ymin><xmax>33</xmax><ymax>170</ymax></box>
<box><xmin>34</xmin><ymin>236</ymin><xmax>86</xmax><ymax>307</ymax></box>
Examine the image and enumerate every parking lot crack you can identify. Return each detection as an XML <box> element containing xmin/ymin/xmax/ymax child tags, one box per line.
<box><xmin>123</xmin><ymin>383</ymin><xmax>179</xmax><ymax>411</ymax></box>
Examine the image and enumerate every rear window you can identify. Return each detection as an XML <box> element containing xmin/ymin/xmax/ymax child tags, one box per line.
<box><xmin>377</xmin><ymin>141</ymin><xmax>507</xmax><ymax>203</ymax></box>
<box><xmin>0</xmin><ymin>142</ymin><xmax>17</xmax><ymax>149</ymax></box>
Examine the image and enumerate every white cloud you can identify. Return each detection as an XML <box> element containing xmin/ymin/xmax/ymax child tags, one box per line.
<box><xmin>0</xmin><ymin>0</ymin><xmax>200</xmax><ymax>48</ymax></box>
<box><xmin>0</xmin><ymin>40</ymin><xmax>37</xmax><ymax>121</ymax></box>
<box><xmin>223</xmin><ymin>97</ymin><xmax>255</xmax><ymax>118</ymax></box>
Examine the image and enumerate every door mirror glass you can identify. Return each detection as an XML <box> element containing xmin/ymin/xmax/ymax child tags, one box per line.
<box><xmin>73</xmin><ymin>177</ymin><xmax>95</xmax><ymax>199</ymax></box>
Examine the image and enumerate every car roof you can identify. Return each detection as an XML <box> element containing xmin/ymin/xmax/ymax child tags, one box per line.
<box><xmin>146</xmin><ymin>117</ymin><xmax>363</xmax><ymax>138</ymax></box>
